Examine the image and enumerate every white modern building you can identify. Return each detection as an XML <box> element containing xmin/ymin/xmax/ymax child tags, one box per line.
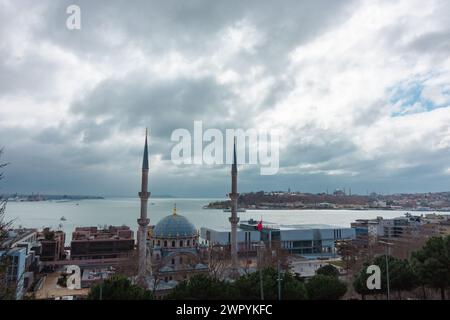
<box><xmin>201</xmin><ymin>219</ymin><xmax>355</xmax><ymax>258</ymax></box>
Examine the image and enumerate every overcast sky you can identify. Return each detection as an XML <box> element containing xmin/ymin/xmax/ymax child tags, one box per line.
<box><xmin>1</xmin><ymin>0</ymin><xmax>450</xmax><ymax>197</ymax></box>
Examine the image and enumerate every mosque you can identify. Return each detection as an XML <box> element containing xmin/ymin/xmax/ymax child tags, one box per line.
<box><xmin>147</xmin><ymin>204</ymin><xmax>208</xmax><ymax>294</ymax></box>
<box><xmin>136</xmin><ymin>130</ymin><xmax>208</xmax><ymax>297</ymax></box>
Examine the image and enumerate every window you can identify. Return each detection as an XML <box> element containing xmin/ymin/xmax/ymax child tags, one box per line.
<box><xmin>172</xmin><ymin>241</ymin><xmax>176</xmax><ymax>247</ymax></box>
<box><xmin>180</xmin><ymin>257</ymin><xmax>183</xmax><ymax>264</ymax></box>
<box><xmin>179</xmin><ymin>240</ymin><xmax>183</xmax><ymax>247</ymax></box>
<box><xmin>293</xmin><ymin>240</ymin><xmax>312</xmax><ymax>248</ymax></box>
<box><xmin>164</xmin><ymin>241</ymin><xmax>167</xmax><ymax>247</ymax></box>
<box><xmin>187</xmin><ymin>240</ymin><xmax>190</xmax><ymax>246</ymax></box>
<box><xmin>157</xmin><ymin>240</ymin><xmax>160</xmax><ymax>246</ymax></box>
<box><xmin>171</xmin><ymin>258</ymin><xmax>175</xmax><ymax>265</ymax></box>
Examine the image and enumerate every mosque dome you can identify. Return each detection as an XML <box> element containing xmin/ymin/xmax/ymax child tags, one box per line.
<box><xmin>153</xmin><ymin>207</ymin><xmax>197</xmax><ymax>238</ymax></box>
<box><xmin>195</xmin><ymin>263</ymin><xmax>207</xmax><ymax>270</ymax></box>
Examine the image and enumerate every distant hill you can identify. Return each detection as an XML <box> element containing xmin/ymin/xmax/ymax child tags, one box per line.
<box><xmin>205</xmin><ymin>190</ymin><xmax>450</xmax><ymax>211</ymax></box>
<box><xmin>3</xmin><ymin>194</ymin><xmax>104</xmax><ymax>201</ymax></box>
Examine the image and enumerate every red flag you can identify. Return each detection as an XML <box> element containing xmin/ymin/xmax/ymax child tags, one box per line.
<box><xmin>257</xmin><ymin>219</ymin><xmax>263</xmax><ymax>231</ymax></box>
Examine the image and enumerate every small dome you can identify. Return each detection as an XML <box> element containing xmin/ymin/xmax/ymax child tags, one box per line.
<box><xmin>153</xmin><ymin>213</ymin><xmax>197</xmax><ymax>238</ymax></box>
<box><xmin>195</xmin><ymin>263</ymin><xmax>207</xmax><ymax>270</ymax></box>
<box><xmin>159</xmin><ymin>266</ymin><xmax>174</xmax><ymax>272</ymax></box>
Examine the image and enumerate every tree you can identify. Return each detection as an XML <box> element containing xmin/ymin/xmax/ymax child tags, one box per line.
<box><xmin>0</xmin><ymin>149</ymin><xmax>15</xmax><ymax>300</ymax></box>
<box><xmin>305</xmin><ymin>275</ymin><xmax>347</xmax><ymax>300</ymax></box>
<box><xmin>353</xmin><ymin>256</ymin><xmax>417</xmax><ymax>300</ymax></box>
<box><xmin>411</xmin><ymin>236</ymin><xmax>450</xmax><ymax>300</ymax></box>
<box><xmin>166</xmin><ymin>274</ymin><xmax>232</xmax><ymax>300</ymax></box>
<box><xmin>336</xmin><ymin>240</ymin><xmax>359</xmax><ymax>274</ymax></box>
<box><xmin>207</xmin><ymin>245</ymin><xmax>231</xmax><ymax>279</ymax></box>
<box><xmin>165</xmin><ymin>268</ymin><xmax>307</xmax><ymax>300</ymax></box>
<box><xmin>353</xmin><ymin>262</ymin><xmax>375</xmax><ymax>300</ymax></box>
<box><xmin>0</xmin><ymin>149</ymin><xmax>11</xmax><ymax>243</ymax></box>
<box><xmin>316</xmin><ymin>264</ymin><xmax>340</xmax><ymax>278</ymax></box>
<box><xmin>279</xmin><ymin>272</ymin><xmax>308</xmax><ymax>300</ymax></box>
<box><xmin>231</xmin><ymin>267</ymin><xmax>307</xmax><ymax>300</ymax></box>
<box><xmin>375</xmin><ymin>255</ymin><xmax>417</xmax><ymax>298</ymax></box>
<box><xmin>88</xmin><ymin>275</ymin><xmax>154</xmax><ymax>300</ymax></box>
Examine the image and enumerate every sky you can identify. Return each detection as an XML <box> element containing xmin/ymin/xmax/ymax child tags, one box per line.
<box><xmin>0</xmin><ymin>0</ymin><xmax>450</xmax><ymax>197</ymax></box>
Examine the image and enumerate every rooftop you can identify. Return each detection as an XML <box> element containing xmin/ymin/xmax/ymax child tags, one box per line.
<box><xmin>0</xmin><ymin>228</ymin><xmax>37</xmax><ymax>249</ymax></box>
<box><xmin>72</xmin><ymin>225</ymin><xmax>133</xmax><ymax>241</ymax></box>
<box><xmin>278</xmin><ymin>224</ymin><xmax>346</xmax><ymax>230</ymax></box>
<box><xmin>204</xmin><ymin>221</ymin><xmax>352</xmax><ymax>232</ymax></box>
<box><xmin>35</xmin><ymin>272</ymin><xmax>89</xmax><ymax>300</ymax></box>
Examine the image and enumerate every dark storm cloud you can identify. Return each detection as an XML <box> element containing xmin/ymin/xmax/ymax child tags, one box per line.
<box><xmin>279</xmin><ymin>127</ymin><xmax>359</xmax><ymax>168</ymax></box>
<box><xmin>34</xmin><ymin>126</ymin><xmax>68</xmax><ymax>145</ymax></box>
<box><xmin>1</xmin><ymin>0</ymin><xmax>450</xmax><ymax>197</ymax></box>
<box><xmin>69</xmin><ymin>74</ymin><xmax>247</xmax><ymax>140</ymax></box>
<box><xmin>37</xmin><ymin>0</ymin><xmax>357</xmax><ymax>59</ymax></box>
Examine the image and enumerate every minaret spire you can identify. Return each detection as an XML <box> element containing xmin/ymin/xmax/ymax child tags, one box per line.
<box><xmin>142</xmin><ymin>128</ymin><xmax>149</xmax><ymax>170</ymax></box>
<box><xmin>137</xmin><ymin>128</ymin><xmax>151</xmax><ymax>286</ymax></box>
<box><xmin>229</xmin><ymin>137</ymin><xmax>240</xmax><ymax>276</ymax></box>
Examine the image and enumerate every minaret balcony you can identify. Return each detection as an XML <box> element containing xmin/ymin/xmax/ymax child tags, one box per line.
<box><xmin>229</xmin><ymin>216</ymin><xmax>240</xmax><ymax>224</ymax></box>
<box><xmin>138</xmin><ymin>218</ymin><xmax>150</xmax><ymax>226</ymax></box>
<box><xmin>139</xmin><ymin>191</ymin><xmax>150</xmax><ymax>198</ymax></box>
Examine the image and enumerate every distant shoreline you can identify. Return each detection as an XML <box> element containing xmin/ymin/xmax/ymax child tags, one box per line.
<box><xmin>4</xmin><ymin>195</ymin><xmax>104</xmax><ymax>202</ymax></box>
<box><xmin>202</xmin><ymin>207</ymin><xmax>450</xmax><ymax>213</ymax></box>
<box><xmin>204</xmin><ymin>190</ymin><xmax>450</xmax><ymax>212</ymax></box>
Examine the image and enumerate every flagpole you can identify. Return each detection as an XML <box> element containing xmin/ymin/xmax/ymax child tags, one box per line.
<box><xmin>256</xmin><ymin>218</ymin><xmax>265</xmax><ymax>300</ymax></box>
<box><xmin>255</xmin><ymin>241</ymin><xmax>265</xmax><ymax>301</ymax></box>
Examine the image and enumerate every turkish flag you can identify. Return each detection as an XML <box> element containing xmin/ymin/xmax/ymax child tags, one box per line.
<box><xmin>257</xmin><ymin>220</ymin><xmax>263</xmax><ymax>231</ymax></box>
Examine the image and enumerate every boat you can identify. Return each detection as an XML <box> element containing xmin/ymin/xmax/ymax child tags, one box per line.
<box><xmin>60</xmin><ymin>216</ymin><xmax>67</xmax><ymax>221</ymax></box>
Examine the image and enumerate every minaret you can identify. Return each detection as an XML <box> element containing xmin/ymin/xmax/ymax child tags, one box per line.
<box><xmin>229</xmin><ymin>137</ymin><xmax>240</xmax><ymax>276</ymax></box>
<box><xmin>137</xmin><ymin>129</ymin><xmax>150</xmax><ymax>286</ymax></box>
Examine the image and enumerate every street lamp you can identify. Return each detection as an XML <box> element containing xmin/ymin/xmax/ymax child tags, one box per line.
<box><xmin>271</xmin><ymin>249</ymin><xmax>283</xmax><ymax>300</ymax></box>
<box><xmin>255</xmin><ymin>241</ymin><xmax>266</xmax><ymax>300</ymax></box>
<box><xmin>378</xmin><ymin>240</ymin><xmax>393</xmax><ymax>300</ymax></box>
<box><xmin>277</xmin><ymin>258</ymin><xmax>282</xmax><ymax>300</ymax></box>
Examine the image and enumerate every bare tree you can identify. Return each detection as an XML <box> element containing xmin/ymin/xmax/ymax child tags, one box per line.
<box><xmin>149</xmin><ymin>258</ymin><xmax>165</xmax><ymax>297</ymax></box>
<box><xmin>0</xmin><ymin>148</ymin><xmax>16</xmax><ymax>299</ymax></box>
<box><xmin>208</xmin><ymin>245</ymin><xmax>231</xmax><ymax>279</ymax></box>
<box><xmin>336</xmin><ymin>239</ymin><xmax>369</xmax><ymax>280</ymax></box>
<box><xmin>262</xmin><ymin>241</ymin><xmax>290</xmax><ymax>271</ymax></box>
<box><xmin>0</xmin><ymin>149</ymin><xmax>11</xmax><ymax>243</ymax></box>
